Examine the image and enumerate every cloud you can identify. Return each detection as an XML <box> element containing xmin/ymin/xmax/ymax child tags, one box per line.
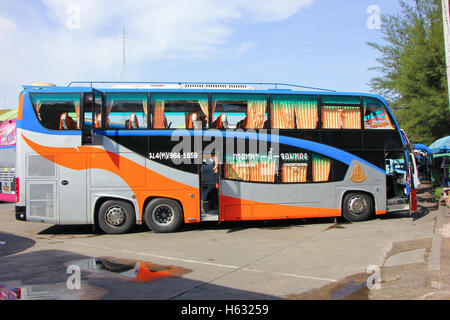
<box><xmin>0</xmin><ymin>0</ymin><xmax>314</xmax><ymax>106</ymax></box>
<box><xmin>231</xmin><ymin>0</ymin><xmax>314</xmax><ymax>22</ymax></box>
<box><xmin>0</xmin><ymin>15</ymin><xmax>16</xmax><ymax>32</ymax></box>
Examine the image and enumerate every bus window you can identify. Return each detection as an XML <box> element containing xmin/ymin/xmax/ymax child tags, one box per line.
<box><xmin>320</xmin><ymin>95</ymin><xmax>361</xmax><ymax>129</ymax></box>
<box><xmin>30</xmin><ymin>93</ymin><xmax>80</xmax><ymax>130</ymax></box>
<box><xmin>151</xmin><ymin>93</ymin><xmax>208</xmax><ymax>129</ymax></box>
<box><xmin>280</xmin><ymin>152</ymin><xmax>310</xmax><ymax>183</ymax></box>
<box><xmin>224</xmin><ymin>154</ymin><xmax>277</xmax><ymax>183</ymax></box>
<box><xmin>105</xmin><ymin>93</ymin><xmax>148</xmax><ymax>129</ymax></box>
<box><xmin>312</xmin><ymin>154</ymin><xmax>331</xmax><ymax>182</ymax></box>
<box><xmin>363</xmin><ymin>97</ymin><xmax>395</xmax><ymax>130</ymax></box>
<box><xmin>271</xmin><ymin>95</ymin><xmax>318</xmax><ymax>129</ymax></box>
<box><xmin>212</xmin><ymin>94</ymin><xmax>267</xmax><ymax>129</ymax></box>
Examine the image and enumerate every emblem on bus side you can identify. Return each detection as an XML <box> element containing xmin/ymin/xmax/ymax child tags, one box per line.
<box><xmin>350</xmin><ymin>165</ymin><xmax>366</xmax><ymax>183</ymax></box>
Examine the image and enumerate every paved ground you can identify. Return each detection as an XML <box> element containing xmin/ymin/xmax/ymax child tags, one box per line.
<box><xmin>0</xmin><ymin>183</ymin><xmax>448</xmax><ymax>300</ymax></box>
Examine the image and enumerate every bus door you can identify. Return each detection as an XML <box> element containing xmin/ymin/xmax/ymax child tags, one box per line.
<box><xmin>81</xmin><ymin>89</ymin><xmax>103</xmax><ymax>145</ymax></box>
<box><xmin>59</xmin><ymin>91</ymin><xmax>101</xmax><ymax>224</ymax></box>
<box><xmin>200</xmin><ymin>149</ymin><xmax>220</xmax><ymax>221</ymax></box>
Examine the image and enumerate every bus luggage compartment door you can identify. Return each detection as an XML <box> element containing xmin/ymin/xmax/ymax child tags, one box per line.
<box><xmin>59</xmin><ymin>153</ymin><xmax>87</xmax><ymax>224</ymax></box>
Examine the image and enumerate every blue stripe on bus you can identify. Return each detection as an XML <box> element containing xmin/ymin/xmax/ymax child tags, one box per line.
<box><xmin>100</xmin><ymin>129</ymin><xmax>386</xmax><ymax>174</ymax></box>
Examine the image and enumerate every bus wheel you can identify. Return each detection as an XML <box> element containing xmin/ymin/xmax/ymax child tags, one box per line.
<box><xmin>98</xmin><ymin>200</ymin><xmax>136</xmax><ymax>234</ymax></box>
<box><xmin>342</xmin><ymin>192</ymin><xmax>373</xmax><ymax>222</ymax></box>
<box><xmin>144</xmin><ymin>198</ymin><xmax>183</xmax><ymax>233</ymax></box>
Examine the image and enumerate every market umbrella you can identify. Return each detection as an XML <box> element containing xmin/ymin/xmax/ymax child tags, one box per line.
<box><xmin>429</xmin><ymin>136</ymin><xmax>450</xmax><ymax>154</ymax></box>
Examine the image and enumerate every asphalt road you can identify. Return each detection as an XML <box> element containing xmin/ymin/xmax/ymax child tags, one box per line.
<box><xmin>0</xmin><ymin>194</ymin><xmax>439</xmax><ymax>300</ymax></box>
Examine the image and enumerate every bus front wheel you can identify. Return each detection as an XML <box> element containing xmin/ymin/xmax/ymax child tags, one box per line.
<box><xmin>98</xmin><ymin>200</ymin><xmax>136</xmax><ymax>234</ymax></box>
<box><xmin>342</xmin><ymin>192</ymin><xmax>373</xmax><ymax>222</ymax></box>
<box><xmin>144</xmin><ymin>198</ymin><xmax>183</xmax><ymax>233</ymax></box>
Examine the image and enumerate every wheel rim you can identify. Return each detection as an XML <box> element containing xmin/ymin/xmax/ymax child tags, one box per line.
<box><xmin>152</xmin><ymin>204</ymin><xmax>175</xmax><ymax>226</ymax></box>
<box><xmin>348</xmin><ymin>195</ymin><xmax>368</xmax><ymax>215</ymax></box>
<box><xmin>105</xmin><ymin>206</ymin><xmax>126</xmax><ymax>226</ymax></box>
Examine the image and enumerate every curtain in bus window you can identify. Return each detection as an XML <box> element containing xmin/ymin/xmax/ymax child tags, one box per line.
<box><xmin>253</xmin><ymin>157</ymin><xmax>276</xmax><ymax>182</ymax></box>
<box><xmin>312</xmin><ymin>154</ymin><xmax>331</xmax><ymax>182</ymax></box>
<box><xmin>74</xmin><ymin>100</ymin><xmax>80</xmax><ymax>129</ymax></box>
<box><xmin>271</xmin><ymin>95</ymin><xmax>318</xmax><ymax>129</ymax></box>
<box><xmin>271</xmin><ymin>99</ymin><xmax>296</xmax><ymax>129</ymax></box>
<box><xmin>224</xmin><ymin>155</ymin><xmax>250</xmax><ymax>181</ymax></box>
<box><xmin>363</xmin><ymin>97</ymin><xmax>395</xmax><ymax>129</ymax></box>
<box><xmin>153</xmin><ymin>101</ymin><xmax>166</xmax><ymax>129</ymax></box>
<box><xmin>321</xmin><ymin>96</ymin><xmax>361</xmax><ymax>129</ymax></box>
<box><xmin>152</xmin><ymin>93</ymin><xmax>208</xmax><ymax>129</ymax></box>
<box><xmin>282</xmin><ymin>163</ymin><xmax>308</xmax><ymax>183</ymax></box>
<box><xmin>35</xmin><ymin>102</ymin><xmax>42</xmax><ymax>120</ymax></box>
<box><xmin>143</xmin><ymin>99</ymin><xmax>148</xmax><ymax>124</ymax></box>
<box><xmin>105</xmin><ymin>100</ymin><xmax>113</xmax><ymax>127</ymax></box>
<box><xmin>321</xmin><ymin>106</ymin><xmax>361</xmax><ymax>129</ymax></box>
<box><xmin>224</xmin><ymin>155</ymin><xmax>276</xmax><ymax>182</ymax></box>
<box><xmin>106</xmin><ymin>93</ymin><xmax>148</xmax><ymax>129</ymax></box>
<box><xmin>199</xmin><ymin>99</ymin><xmax>209</xmax><ymax>119</ymax></box>
<box><xmin>294</xmin><ymin>97</ymin><xmax>318</xmax><ymax>129</ymax></box>
<box><xmin>184</xmin><ymin>98</ymin><xmax>208</xmax><ymax>129</ymax></box>
<box><xmin>212</xmin><ymin>94</ymin><xmax>267</xmax><ymax>129</ymax></box>
<box><xmin>246</xmin><ymin>98</ymin><xmax>267</xmax><ymax>129</ymax></box>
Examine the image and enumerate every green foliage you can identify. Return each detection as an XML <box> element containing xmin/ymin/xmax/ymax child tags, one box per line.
<box><xmin>368</xmin><ymin>0</ymin><xmax>450</xmax><ymax>145</ymax></box>
<box><xmin>434</xmin><ymin>186</ymin><xmax>442</xmax><ymax>201</ymax></box>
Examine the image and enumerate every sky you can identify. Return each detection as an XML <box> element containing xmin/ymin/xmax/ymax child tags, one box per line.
<box><xmin>0</xmin><ymin>0</ymin><xmax>403</xmax><ymax>109</ymax></box>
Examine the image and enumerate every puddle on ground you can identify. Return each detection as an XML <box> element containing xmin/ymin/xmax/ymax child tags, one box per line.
<box><xmin>288</xmin><ymin>237</ymin><xmax>434</xmax><ymax>300</ymax></box>
<box><xmin>69</xmin><ymin>257</ymin><xmax>192</xmax><ymax>283</ymax></box>
<box><xmin>287</xmin><ymin>273</ymin><xmax>370</xmax><ymax>300</ymax></box>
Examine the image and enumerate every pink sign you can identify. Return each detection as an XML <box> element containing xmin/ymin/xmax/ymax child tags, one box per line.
<box><xmin>0</xmin><ymin>119</ymin><xmax>16</xmax><ymax>147</ymax></box>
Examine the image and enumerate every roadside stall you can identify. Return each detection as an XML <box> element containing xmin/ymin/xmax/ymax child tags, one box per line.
<box><xmin>429</xmin><ymin>136</ymin><xmax>450</xmax><ymax>206</ymax></box>
<box><xmin>429</xmin><ymin>136</ymin><xmax>450</xmax><ymax>186</ymax></box>
<box><xmin>413</xmin><ymin>144</ymin><xmax>432</xmax><ymax>182</ymax></box>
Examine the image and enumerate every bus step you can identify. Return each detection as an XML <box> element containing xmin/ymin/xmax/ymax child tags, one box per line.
<box><xmin>200</xmin><ymin>212</ymin><xmax>219</xmax><ymax>222</ymax></box>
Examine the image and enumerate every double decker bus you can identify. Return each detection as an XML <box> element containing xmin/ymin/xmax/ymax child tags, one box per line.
<box><xmin>14</xmin><ymin>81</ymin><xmax>416</xmax><ymax>233</ymax></box>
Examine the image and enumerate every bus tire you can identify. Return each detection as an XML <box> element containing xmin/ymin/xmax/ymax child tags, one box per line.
<box><xmin>342</xmin><ymin>192</ymin><xmax>373</xmax><ymax>222</ymax></box>
<box><xmin>98</xmin><ymin>200</ymin><xmax>136</xmax><ymax>234</ymax></box>
<box><xmin>144</xmin><ymin>198</ymin><xmax>183</xmax><ymax>233</ymax></box>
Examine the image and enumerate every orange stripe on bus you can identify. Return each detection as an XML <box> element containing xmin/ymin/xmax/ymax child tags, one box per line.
<box><xmin>17</xmin><ymin>93</ymin><xmax>24</xmax><ymax>121</ymax></box>
<box><xmin>21</xmin><ymin>135</ymin><xmax>199</xmax><ymax>222</ymax></box>
<box><xmin>220</xmin><ymin>195</ymin><xmax>340</xmax><ymax>221</ymax></box>
<box><xmin>220</xmin><ymin>196</ymin><xmax>387</xmax><ymax>221</ymax></box>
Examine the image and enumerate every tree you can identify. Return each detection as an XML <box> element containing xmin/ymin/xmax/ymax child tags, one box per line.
<box><xmin>368</xmin><ymin>0</ymin><xmax>450</xmax><ymax>145</ymax></box>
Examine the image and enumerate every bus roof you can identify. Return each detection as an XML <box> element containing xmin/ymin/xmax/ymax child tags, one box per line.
<box><xmin>22</xmin><ymin>81</ymin><xmax>386</xmax><ymax>100</ymax></box>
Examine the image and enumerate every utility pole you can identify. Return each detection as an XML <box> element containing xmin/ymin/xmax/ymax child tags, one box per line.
<box><xmin>442</xmin><ymin>0</ymin><xmax>450</xmax><ymax>108</ymax></box>
<box><xmin>122</xmin><ymin>26</ymin><xmax>127</xmax><ymax>82</ymax></box>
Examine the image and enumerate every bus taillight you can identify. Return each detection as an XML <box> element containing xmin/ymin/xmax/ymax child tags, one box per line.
<box><xmin>15</xmin><ymin>178</ymin><xmax>19</xmax><ymax>202</ymax></box>
<box><xmin>411</xmin><ymin>189</ymin><xmax>417</xmax><ymax>212</ymax></box>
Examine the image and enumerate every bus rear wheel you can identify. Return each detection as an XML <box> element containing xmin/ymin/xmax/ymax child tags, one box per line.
<box><xmin>144</xmin><ymin>198</ymin><xmax>183</xmax><ymax>233</ymax></box>
<box><xmin>98</xmin><ymin>200</ymin><xmax>136</xmax><ymax>234</ymax></box>
<box><xmin>342</xmin><ymin>192</ymin><xmax>373</xmax><ymax>222</ymax></box>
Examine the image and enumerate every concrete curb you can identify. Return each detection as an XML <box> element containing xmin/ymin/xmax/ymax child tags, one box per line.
<box><xmin>428</xmin><ymin>205</ymin><xmax>445</xmax><ymax>271</ymax></box>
